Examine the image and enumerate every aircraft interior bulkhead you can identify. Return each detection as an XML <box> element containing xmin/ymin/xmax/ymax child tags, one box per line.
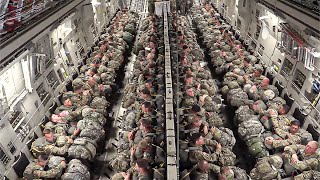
<box><xmin>0</xmin><ymin>0</ymin><xmax>319</xmax><ymax>179</ymax></box>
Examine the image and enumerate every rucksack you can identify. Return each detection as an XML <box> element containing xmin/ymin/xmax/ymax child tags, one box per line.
<box><xmin>246</xmin><ymin>137</ymin><xmax>269</xmax><ymax>158</ymax></box>
<box><xmin>90</xmin><ymin>112</ymin><xmax>107</xmax><ymax>126</ymax></box>
<box><xmin>238</xmin><ymin>116</ymin><xmax>265</xmax><ymax>140</ymax></box>
<box><xmin>216</xmin><ymin>127</ymin><xmax>236</xmax><ymax>148</ymax></box>
<box><xmin>227</xmin><ymin>88</ymin><xmax>251</xmax><ymax>107</ymax></box>
<box><xmin>61</xmin><ymin>159</ymin><xmax>90</xmax><ymax>180</ymax></box>
<box><xmin>109</xmin><ymin>153</ymin><xmax>130</xmax><ymax>172</ymax></box>
<box><xmin>77</xmin><ymin>120</ymin><xmax>105</xmax><ymax>142</ymax></box>
<box><xmin>298</xmin><ymin>129</ymin><xmax>313</xmax><ymax>145</ymax></box>
<box><xmin>48</xmin><ymin>156</ymin><xmax>65</xmax><ymax>178</ymax></box>
<box><xmin>122</xmin><ymin>32</ymin><xmax>134</xmax><ymax>44</ymax></box>
<box><xmin>218</xmin><ymin>148</ymin><xmax>236</xmax><ymax>166</ymax></box>
<box><xmin>90</xmin><ymin>97</ymin><xmax>109</xmax><ymax>109</ymax></box>
<box><xmin>207</xmin><ymin>112</ymin><xmax>224</xmax><ymax>127</ymax></box>
<box><xmin>31</xmin><ymin>138</ymin><xmax>49</xmax><ymax>157</ymax></box>
<box><xmin>68</xmin><ymin>137</ymin><xmax>97</xmax><ymax>160</ymax></box>
<box><xmin>229</xmin><ymin>166</ymin><xmax>249</xmax><ymax>180</ymax></box>
<box><xmin>250</xmin><ymin>155</ymin><xmax>283</xmax><ymax>180</ymax></box>
<box><xmin>234</xmin><ymin>105</ymin><xmax>255</xmax><ymax>125</ymax></box>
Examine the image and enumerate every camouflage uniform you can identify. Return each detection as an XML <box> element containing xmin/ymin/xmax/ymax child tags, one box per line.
<box><xmin>250</xmin><ymin>155</ymin><xmax>283</xmax><ymax>180</ymax></box>
<box><xmin>188</xmin><ymin>139</ymin><xmax>220</xmax><ymax>163</ymax></box>
<box><xmin>283</xmin><ymin>144</ymin><xmax>319</xmax><ymax>173</ymax></box>
<box><xmin>31</xmin><ymin>135</ymin><xmax>71</xmax><ymax>157</ymax></box>
<box><xmin>23</xmin><ymin>157</ymin><xmax>65</xmax><ymax>179</ymax></box>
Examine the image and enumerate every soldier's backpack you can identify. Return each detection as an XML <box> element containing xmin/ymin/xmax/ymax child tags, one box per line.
<box><xmin>109</xmin><ymin>153</ymin><xmax>130</xmax><ymax>172</ymax></box>
<box><xmin>89</xmin><ymin>112</ymin><xmax>107</xmax><ymax>126</ymax></box>
<box><xmin>229</xmin><ymin>166</ymin><xmax>249</xmax><ymax>180</ymax></box>
<box><xmin>202</xmin><ymin>99</ymin><xmax>217</xmax><ymax>112</ymax></box>
<box><xmin>216</xmin><ymin>127</ymin><xmax>236</xmax><ymax>148</ymax></box>
<box><xmin>246</xmin><ymin>137</ymin><xmax>269</xmax><ymax>158</ymax></box>
<box><xmin>218</xmin><ymin>148</ymin><xmax>236</xmax><ymax>166</ymax></box>
<box><xmin>48</xmin><ymin>156</ymin><xmax>65</xmax><ymax>178</ymax></box>
<box><xmin>117</xmin><ymin>131</ymin><xmax>130</xmax><ymax>151</ymax></box>
<box><xmin>68</xmin><ymin>137</ymin><xmax>97</xmax><ymax>161</ymax></box>
<box><xmin>31</xmin><ymin>138</ymin><xmax>48</xmax><ymax>157</ymax></box>
<box><xmin>124</xmin><ymin>24</ymin><xmax>136</xmax><ymax>35</ymax></box>
<box><xmin>238</xmin><ymin>116</ymin><xmax>265</xmax><ymax>140</ymax></box>
<box><xmin>221</xmin><ymin>85</ymin><xmax>230</xmax><ymax>95</ymax></box>
<box><xmin>183</xmin><ymin>97</ymin><xmax>195</xmax><ymax>107</ymax></box>
<box><xmin>294</xmin><ymin>170</ymin><xmax>320</xmax><ymax>180</ymax></box>
<box><xmin>77</xmin><ymin>120</ymin><xmax>105</xmax><ymax>142</ymax></box>
<box><xmin>122</xmin><ymin>32</ymin><xmax>134</xmax><ymax>44</ymax></box>
<box><xmin>79</xmin><ymin>126</ymin><xmax>105</xmax><ymax>142</ymax></box>
<box><xmin>234</xmin><ymin>105</ymin><xmax>255</xmax><ymax>125</ymax></box>
<box><xmin>61</xmin><ymin>159</ymin><xmax>90</xmax><ymax>180</ymax></box>
<box><xmin>120</xmin><ymin>111</ymin><xmax>136</xmax><ymax>130</ymax></box>
<box><xmin>250</xmin><ymin>155</ymin><xmax>283</xmax><ymax>180</ymax></box>
<box><xmin>227</xmin><ymin>88</ymin><xmax>250</xmax><ymax>107</ymax></box>
<box><xmin>111</xmin><ymin>172</ymin><xmax>125</xmax><ymax>180</ymax></box>
<box><xmin>90</xmin><ymin>97</ymin><xmax>109</xmax><ymax>110</ymax></box>
<box><xmin>207</xmin><ymin>112</ymin><xmax>224</xmax><ymax>127</ymax></box>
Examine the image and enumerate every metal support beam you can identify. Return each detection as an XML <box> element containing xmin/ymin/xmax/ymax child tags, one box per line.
<box><xmin>163</xmin><ymin>3</ymin><xmax>178</xmax><ymax>180</ymax></box>
<box><xmin>0</xmin><ymin>0</ymin><xmax>85</xmax><ymax>63</ymax></box>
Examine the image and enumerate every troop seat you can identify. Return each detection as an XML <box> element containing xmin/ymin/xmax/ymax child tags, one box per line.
<box><xmin>283</xmin><ymin>93</ymin><xmax>295</xmax><ymax>109</ymax></box>
<box><xmin>48</xmin><ymin>102</ymin><xmax>58</xmax><ymax>114</ymax></box>
<box><xmin>307</xmin><ymin>123</ymin><xmax>320</xmax><ymax>141</ymax></box>
<box><xmin>275</xmin><ymin>80</ymin><xmax>284</xmax><ymax>96</ymax></box>
<box><xmin>65</xmin><ymin>80</ymin><xmax>73</xmax><ymax>91</ymax></box>
<box><xmin>266</xmin><ymin>71</ymin><xmax>275</xmax><ymax>84</ymax></box>
<box><xmin>12</xmin><ymin>152</ymin><xmax>29</xmax><ymax>178</ymax></box>
<box><xmin>293</xmin><ymin>107</ymin><xmax>308</xmax><ymax>126</ymax></box>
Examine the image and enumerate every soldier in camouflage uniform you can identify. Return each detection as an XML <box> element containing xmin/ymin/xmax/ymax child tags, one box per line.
<box><xmin>190</xmin><ymin>160</ymin><xmax>221</xmax><ymax>179</ymax></box>
<box><xmin>130</xmin><ymin>139</ymin><xmax>154</xmax><ymax>164</ymax></box>
<box><xmin>249</xmin><ymin>155</ymin><xmax>284</xmax><ymax>180</ymax></box>
<box><xmin>243</xmin><ymin>64</ymin><xmax>266</xmax><ymax>85</ymax></box>
<box><xmin>218</xmin><ymin>166</ymin><xmax>249</xmax><ymax>180</ymax></box>
<box><xmin>188</xmin><ymin>133</ymin><xmax>222</xmax><ymax>164</ymax></box>
<box><xmin>129</xmin><ymin>118</ymin><xmax>156</xmax><ymax>145</ymax></box>
<box><xmin>265</xmin><ymin>120</ymin><xmax>306</xmax><ymax>150</ymax></box>
<box><xmin>23</xmin><ymin>154</ymin><xmax>66</xmax><ymax>180</ymax></box>
<box><xmin>128</xmin><ymin>159</ymin><xmax>153</xmax><ymax>180</ymax></box>
<box><xmin>31</xmin><ymin>128</ymin><xmax>73</xmax><ymax>157</ymax></box>
<box><xmin>182</xmin><ymin>86</ymin><xmax>198</xmax><ymax>107</ymax></box>
<box><xmin>283</xmin><ymin>141</ymin><xmax>319</xmax><ymax>176</ymax></box>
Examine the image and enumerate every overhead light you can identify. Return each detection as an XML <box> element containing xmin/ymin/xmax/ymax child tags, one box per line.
<box><xmin>91</xmin><ymin>0</ymin><xmax>101</xmax><ymax>7</ymax></box>
<box><xmin>258</xmin><ymin>15</ymin><xmax>269</xmax><ymax>20</ymax></box>
<box><xmin>313</xmin><ymin>52</ymin><xmax>320</xmax><ymax>58</ymax></box>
